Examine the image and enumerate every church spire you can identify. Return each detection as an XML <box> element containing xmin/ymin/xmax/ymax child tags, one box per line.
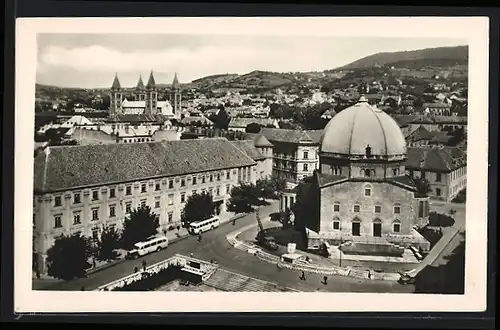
<box><xmin>172</xmin><ymin>72</ymin><xmax>180</xmax><ymax>89</ymax></box>
<box><xmin>111</xmin><ymin>73</ymin><xmax>121</xmax><ymax>90</ymax></box>
<box><xmin>146</xmin><ymin>70</ymin><xmax>156</xmax><ymax>90</ymax></box>
<box><xmin>136</xmin><ymin>75</ymin><xmax>145</xmax><ymax>90</ymax></box>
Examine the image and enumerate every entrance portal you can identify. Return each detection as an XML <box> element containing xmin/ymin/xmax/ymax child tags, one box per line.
<box><xmin>352</xmin><ymin>222</ymin><xmax>361</xmax><ymax>236</ymax></box>
<box><xmin>373</xmin><ymin>223</ymin><xmax>382</xmax><ymax>237</ymax></box>
<box><xmin>214</xmin><ymin>201</ymin><xmax>223</xmax><ymax>215</ymax></box>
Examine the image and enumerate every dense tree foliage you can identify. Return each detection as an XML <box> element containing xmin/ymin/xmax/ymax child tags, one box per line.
<box><xmin>413</xmin><ymin>177</ymin><xmax>432</xmax><ymax>197</ymax></box>
<box><xmin>181</xmin><ymin>191</ymin><xmax>215</xmax><ymax>227</ymax></box>
<box><xmin>245</xmin><ymin>123</ymin><xmax>262</xmax><ymax>133</ymax></box>
<box><xmin>227</xmin><ymin>183</ymin><xmax>263</xmax><ymax>214</ymax></box>
<box><xmin>95</xmin><ymin>226</ymin><xmax>121</xmax><ymax>262</ymax></box>
<box><xmin>120</xmin><ymin>205</ymin><xmax>160</xmax><ymax>250</ymax></box>
<box><xmin>46</xmin><ymin>233</ymin><xmax>93</xmax><ymax>280</ymax></box>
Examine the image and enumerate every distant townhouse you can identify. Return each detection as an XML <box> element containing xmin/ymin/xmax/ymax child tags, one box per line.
<box><xmin>406</xmin><ymin>146</ymin><xmax>467</xmax><ymax>201</ymax></box>
<box><xmin>422</xmin><ymin>102</ymin><xmax>452</xmax><ymax>116</ymax></box>
<box><xmin>33</xmin><ymin>138</ymin><xmax>258</xmax><ymax>274</ymax></box>
<box><xmin>230</xmin><ymin>135</ymin><xmax>274</xmax><ymax>181</ymax></box>
<box><xmin>228</xmin><ymin>118</ymin><xmax>279</xmax><ymax>132</ymax></box>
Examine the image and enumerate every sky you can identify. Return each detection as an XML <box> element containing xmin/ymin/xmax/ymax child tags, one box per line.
<box><xmin>36</xmin><ymin>34</ymin><xmax>467</xmax><ymax>88</ymax></box>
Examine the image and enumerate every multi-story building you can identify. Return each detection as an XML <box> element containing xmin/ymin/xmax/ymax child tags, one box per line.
<box><xmin>296</xmin><ymin>97</ymin><xmax>431</xmax><ymax>253</ymax></box>
<box><xmin>406</xmin><ymin>146</ymin><xmax>467</xmax><ymax>201</ymax></box>
<box><xmin>33</xmin><ymin>138</ymin><xmax>257</xmax><ymax>274</ymax></box>
<box><xmin>230</xmin><ymin>135</ymin><xmax>274</xmax><ymax>181</ymax></box>
<box><xmin>254</xmin><ymin>128</ymin><xmax>324</xmax><ymax>184</ymax></box>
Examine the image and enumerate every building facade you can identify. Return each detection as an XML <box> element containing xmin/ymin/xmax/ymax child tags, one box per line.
<box><xmin>230</xmin><ymin>135</ymin><xmax>274</xmax><ymax>181</ymax></box>
<box><xmin>292</xmin><ymin>97</ymin><xmax>431</xmax><ymax>253</ymax></box>
<box><xmin>406</xmin><ymin>146</ymin><xmax>467</xmax><ymax>201</ymax></box>
<box><xmin>33</xmin><ymin>138</ymin><xmax>257</xmax><ymax>274</ymax></box>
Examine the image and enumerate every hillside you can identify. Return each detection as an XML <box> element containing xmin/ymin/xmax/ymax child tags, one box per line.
<box><xmin>338</xmin><ymin>45</ymin><xmax>468</xmax><ymax>70</ymax></box>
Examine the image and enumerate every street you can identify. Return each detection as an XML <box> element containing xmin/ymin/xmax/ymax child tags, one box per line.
<box><xmin>38</xmin><ymin>201</ymin><xmax>413</xmax><ymax>293</ymax></box>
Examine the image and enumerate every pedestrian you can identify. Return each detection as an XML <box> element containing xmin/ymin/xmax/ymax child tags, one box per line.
<box><xmin>36</xmin><ymin>270</ymin><xmax>41</xmax><ymax>279</ymax></box>
<box><xmin>198</xmin><ymin>234</ymin><xmax>202</xmax><ymax>242</ymax></box>
<box><xmin>300</xmin><ymin>271</ymin><xmax>305</xmax><ymax>280</ymax></box>
<box><xmin>368</xmin><ymin>271</ymin><xmax>372</xmax><ymax>280</ymax></box>
<box><xmin>232</xmin><ymin>219</ymin><xmax>236</xmax><ymax>225</ymax></box>
<box><xmin>439</xmin><ymin>227</ymin><xmax>443</xmax><ymax>234</ymax></box>
<box><xmin>323</xmin><ymin>276</ymin><xmax>328</xmax><ymax>285</ymax></box>
<box><xmin>190</xmin><ymin>252</ymin><xmax>194</xmax><ymax>258</ymax></box>
<box><xmin>134</xmin><ymin>266</ymin><xmax>138</xmax><ymax>273</ymax></box>
<box><xmin>92</xmin><ymin>258</ymin><xmax>96</xmax><ymax>268</ymax></box>
<box><xmin>142</xmin><ymin>260</ymin><xmax>147</xmax><ymax>271</ymax></box>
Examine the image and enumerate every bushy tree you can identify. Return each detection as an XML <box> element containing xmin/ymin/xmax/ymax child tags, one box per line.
<box><xmin>181</xmin><ymin>191</ymin><xmax>215</xmax><ymax>227</ymax></box>
<box><xmin>256</xmin><ymin>176</ymin><xmax>287</xmax><ymax>199</ymax></box>
<box><xmin>120</xmin><ymin>205</ymin><xmax>160</xmax><ymax>250</ymax></box>
<box><xmin>46</xmin><ymin>233</ymin><xmax>93</xmax><ymax>281</ymax></box>
<box><xmin>291</xmin><ymin>175</ymin><xmax>317</xmax><ymax>233</ymax></box>
<box><xmin>96</xmin><ymin>226</ymin><xmax>121</xmax><ymax>261</ymax></box>
<box><xmin>245</xmin><ymin>123</ymin><xmax>262</xmax><ymax>133</ymax></box>
<box><xmin>214</xmin><ymin>106</ymin><xmax>230</xmax><ymax>130</ymax></box>
<box><xmin>227</xmin><ymin>183</ymin><xmax>261</xmax><ymax>214</ymax></box>
<box><xmin>413</xmin><ymin>177</ymin><xmax>432</xmax><ymax>197</ymax></box>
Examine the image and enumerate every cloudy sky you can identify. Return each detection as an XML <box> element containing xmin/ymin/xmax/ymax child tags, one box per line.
<box><xmin>36</xmin><ymin>34</ymin><xmax>466</xmax><ymax>88</ymax></box>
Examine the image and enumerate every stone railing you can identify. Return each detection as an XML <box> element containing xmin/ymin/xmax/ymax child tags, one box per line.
<box><xmin>95</xmin><ymin>254</ymin><xmax>219</xmax><ymax>291</ymax></box>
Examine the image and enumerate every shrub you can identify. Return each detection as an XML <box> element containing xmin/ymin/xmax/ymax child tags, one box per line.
<box><xmin>428</xmin><ymin>211</ymin><xmax>455</xmax><ymax>227</ymax></box>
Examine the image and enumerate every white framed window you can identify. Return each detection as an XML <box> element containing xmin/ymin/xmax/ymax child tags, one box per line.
<box><xmin>168</xmin><ymin>194</ymin><xmax>174</xmax><ymax>206</ymax></box>
<box><xmin>73</xmin><ymin>212</ymin><xmax>81</xmax><ymax>225</ymax></box>
<box><xmin>374</xmin><ymin>205</ymin><xmax>381</xmax><ymax>213</ymax></box>
<box><xmin>332</xmin><ymin>217</ymin><xmax>340</xmax><ymax>230</ymax></box>
<box><xmin>109</xmin><ymin>205</ymin><xmax>116</xmax><ymax>218</ymax></box>
<box><xmin>333</xmin><ymin>203</ymin><xmax>340</xmax><ymax>212</ymax></box>
<box><xmin>353</xmin><ymin>204</ymin><xmax>360</xmax><ymax>213</ymax></box>
<box><xmin>394</xmin><ymin>204</ymin><xmax>401</xmax><ymax>214</ymax></box>
<box><xmin>92</xmin><ymin>190</ymin><xmax>99</xmax><ymax>201</ymax></box>
<box><xmin>393</xmin><ymin>220</ymin><xmax>401</xmax><ymax>233</ymax></box>
<box><xmin>155</xmin><ymin>197</ymin><xmax>160</xmax><ymax>209</ymax></box>
<box><xmin>54</xmin><ymin>215</ymin><xmax>62</xmax><ymax>228</ymax></box>
<box><xmin>54</xmin><ymin>196</ymin><xmax>62</xmax><ymax>207</ymax></box>
<box><xmin>125</xmin><ymin>202</ymin><xmax>132</xmax><ymax>214</ymax></box>
<box><xmin>92</xmin><ymin>208</ymin><xmax>99</xmax><ymax>221</ymax></box>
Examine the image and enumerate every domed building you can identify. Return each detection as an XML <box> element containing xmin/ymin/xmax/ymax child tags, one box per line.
<box><xmin>298</xmin><ymin>96</ymin><xmax>431</xmax><ymax>254</ymax></box>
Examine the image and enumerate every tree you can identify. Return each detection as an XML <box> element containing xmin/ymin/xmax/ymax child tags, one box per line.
<box><xmin>291</xmin><ymin>175</ymin><xmax>317</xmax><ymax>233</ymax></box>
<box><xmin>227</xmin><ymin>183</ymin><xmax>262</xmax><ymax>214</ymax></box>
<box><xmin>96</xmin><ymin>226</ymin><xmax>121</xmax><ymax>261</ymax></box>
<box><xmin>46</xmin><ymin>233</ymin><xmax>93</xmax><ymax>280</ymax></box>
<box><xmin>413</xmin><ymin>177</ymin><xmax>432</xmax><ymax>197</ymax></box>
<box><xmin>256</xmin><ymin>176</ymin><xmax>287</xmax><ymax>199</ymax></box>
<box><xmin>181</xmin><ymin>191</ymin><xmax>215</xmax><ymax>227</ymax></box>
<box><xmin>245</xmin><ymin>123</ymin><xmax>262</xmax><ymax>133</ymax></box>
<box><xmin>214</xmin><ymin>107</ymin><xmax>230</xmax><ymax>130</ymax></box>
<box><xmin>120</xmin><ymin>205</ymin><xmax>160</xmax><ymax>250</ymax></box>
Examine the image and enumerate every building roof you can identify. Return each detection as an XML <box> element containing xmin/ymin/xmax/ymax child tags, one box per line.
<box><xmin>69</xmin><ymin>127</ymin><xmax>116</xmax><ymax>145</ymax></box>
<box><xmin>146</xmin><ymin>71</ymin><xmax>156</xmax><ymax>89</ymax></box>
<box><xmin>228</xmin><ymin>118</ymin><xmax>277</xmax><ymax>128</ymax></box>
<box><xmin>111</xmin><ymin>74</ymin><xmax>121</xmax><ymax>90</ymax></box>
<box><xmin>135</xmin><ymin>75</ymin><xmax>145</xmax><ymax>90</ymax></box>
<box><xmin>320</xmin><ymin>97</ymin><xmax>407</xmax><ymax>156</ymax></box>
<box><xmin>253</xmin><ymin>134</ymin><xmax>273</xmax><ymax>148</ymax></box>
<box><xmin>392</xmin><ymin>114</ymin><xmax>418</xmax><ymax>128</ymax></box>
<box><xmin>180</xmin><ymin>116</ymin><xmax>213</xmax><ymax>126</ymax></box>
<box><xmin>258</xmin><ymin>128</ymin><xmax>322</xmax><ymax>145</ymax></box>
<box><xmin>406</xmin><ymin>146</ymin><xmax>466</xmax><ymax>172</ymax></box>
<box><xmin>62</xmin><ymin>115</ymin><xmax>94</xmax><ymax>127</ymax></box>
<box><xmin>423</xmin><ymin>102</ymin><xmax>451</xmax><ymax>109</ymax></box>
<box><xmin>230</xmin><ymin>140</ymin><xmax>266</xmax><ymax>161</ymax></box>
<box><xmin>34</xmin><ymin>138</ymin><xmax>256</xmax><ymax>193</ymax></box>
<box><xmin>431</xmin><ymin>115</ymin><xmax>468</xmax><ymax>124</ymax></box>
<box><xmin>107</xmin><ymin>114</ymin><xmax>171</xmax><ymax>123</ymax></box>
<box><xmin>172</xmin><ymin>73</ymin><xmax>180</xmax><ymax>89</ymax></box>
<box><xmin>405</xmin><ymin>125</ymin><xmax>449</xmax><ymax>144</ymax></box>
<box><xmin>315</xmin><ymin>172</ymin><xmax>417</xmax><ymax>191</ymax></box>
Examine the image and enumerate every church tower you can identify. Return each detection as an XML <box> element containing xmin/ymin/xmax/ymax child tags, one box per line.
<box><xmin>170</xmin><ymin>72</ymin><xmax>182</xmax><ymax>116</ymax></box>
<box><xmin>134</xmin><ymin>75</ymin><xmax>146</xmax><ymax>101</ymax></box>
<box><xmin>145</xmin><ymin>70</ymin><xmax>158</xmax><ymax>115</ymax></box>
<box><xmin>109</xmin><ymin>73</ymin><xmax>123</xmax><ymax>116</ymax></box>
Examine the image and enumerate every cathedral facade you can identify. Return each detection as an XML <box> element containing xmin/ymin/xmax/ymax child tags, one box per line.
<box><xmin>302</xmin><ymin>97</ymin><xmax>431</xmax><ymax>253</ymax></box>
<box><xmin>109</xmin><ymin>71</ymin><xmax>182</xmax><ymax>119</ymax></box>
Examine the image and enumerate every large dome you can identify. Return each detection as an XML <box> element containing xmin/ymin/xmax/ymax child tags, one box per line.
<box><xmin>320</xmin><ymin>97</ymin><xmax>407</xmax><ymax>157</ymax></box>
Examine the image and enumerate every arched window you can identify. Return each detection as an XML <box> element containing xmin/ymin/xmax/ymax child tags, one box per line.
<box><xmin>353</xmin><ymin>204</ymin><xmax>360</xmax><ymax>213</ymax></box>
<box><xmin>364</xmin><ymin>169</ymin><xmax>371</xmax><ymax>177</ymax></box>
<box><xmin>393</xmin><ymin>219</ymin><xmax>401</xmax><ymax>233</ymax></box>
<box><xmin>393</xmin><ymin>203</ymin><xmax>401</xmax><ymax>214</ymax></box>
<box><xmin>333</xmin><ymin>202</ymin><xmax>340</xmax><ymax>212</ymax></box>
<box><xmin>332</xmin><ymin>217</ymin><xmax>341</xmax><ymax>230</ymax></box>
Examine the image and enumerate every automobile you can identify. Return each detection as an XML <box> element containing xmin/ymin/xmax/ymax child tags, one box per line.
<box><xmin>125</xmin><ymin>236</ymin><xmax>169</xmax><ymax>260</ymax></box>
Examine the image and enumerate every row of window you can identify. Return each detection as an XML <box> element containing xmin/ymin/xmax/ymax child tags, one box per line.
<box><xmin>275</xmin><ymin>150</ymin><xmax>317</xmax><ymax>160</ymax></box>
<box><xmin>52</xmin><ymin>172</ymin><xmax>236</xmax><ymax>207</ymax></box>
<box><xmin>53</xmin><ymin>185</ymin><xmax>231</xmax><ymax>228</ymax></box>
<box><xmin>333</xmin><ymin>203</ymin><xmax>401</xmax><ymax>214</ymax></box>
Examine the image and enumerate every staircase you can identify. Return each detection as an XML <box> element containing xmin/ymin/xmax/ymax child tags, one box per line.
<box><xmin>204</xmin><ymin>269</ymin><xmax>298</xmax><ymax>292</ymax></box>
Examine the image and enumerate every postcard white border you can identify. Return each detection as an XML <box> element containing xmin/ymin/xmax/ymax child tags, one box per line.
<box><xmin>15</xmin><ymin>17</ymin><xmax>489</xmax><ymax>313</ymax></box>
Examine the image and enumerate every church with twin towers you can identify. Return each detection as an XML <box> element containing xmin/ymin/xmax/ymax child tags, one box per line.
<box><xmin>109</xmin><ymin>70</ymin><xmax>182</xmax><ymax>119</ymax></box>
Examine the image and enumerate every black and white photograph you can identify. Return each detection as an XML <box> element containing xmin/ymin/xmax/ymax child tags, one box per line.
<box><xmin>15</xmin><ymin>17</ymin><xmax>489</xmax><ymax>313</ymax></box>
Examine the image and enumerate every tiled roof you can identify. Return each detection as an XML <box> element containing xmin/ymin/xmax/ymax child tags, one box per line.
<box><xmin>423</xmin><ymin>102</ymin><xmax>451</xmax><ymax>109</ymax></box>
<box><xmin>69</xmin><ymin>128</ymin><xmax>117</xmax><ymax>145</ymax></box>
<box><xmin>410</xmin><ymin>115</ymin><xmax>435</xmax><ymax>124</ymax></box>
<box><xmin>228</xmin><ymin>118</ymin><xmax>277</xmax><ymax>128</ymax></box>
<box><xmin>107</xmin><ymin>114</ymin><xmax>171</xmax><ymax>123</ymax></box>
<box><xmin>230</xmin><ymin>140</ymin><xmax>266</xmax><ymax>161</ymax></box>
<box><xmin>431</xmin><ymin>115</ymin><xmax>468</xmax><ymax>124</ymax></box>
<box><xmin>254</xmin><ymin>134</ymin><xmax>273</xmax><ymax>148</ymax></box>
<box><xmin>405</xmin><ymin>125</ymin><xmax>450</xmax><ymax>143</ymax></box>
<box><xmin>259</xmin><ymin>128</ymin><xmax>323</xmax><ymax>145</ymax></box>
<box><xmin>34</xmin><ymin>138</ymin><xmax>256</xmax><ymax>193</ymax></box>
<box><xmin>136</xmin><ymin>76</ymin><xmax>145</xmax><ymax>90</ymax></box>
<box><xmin>146</xmin><ymin>71</ymin><xmax>156</xmax><ymax>89</ymax></box>
<box><xmin>406</xmin><ymin>147</ymin><xmax>466</xmax><ymax>172</ymax></box>
<box><xmin>111</xmin><ymin>74</ymin><xmax>121</xmax><ymax>90</ymax></box>
<box><xmin>180</xmin><ymin>116</ymin><xmax>213</xmax><ymax>126</ymax></box>
<box><xmin>392</xmin><ymin>115</ymin><xmax>418</xmax><ymax>127</ymax></box>
<box><xmin>388</xmin><ymin>175</ymin><xmax>417</xmax><ymax>191</ymax></box>
<box><xmin>316</xmin><ymin>173</ymin><xmax>347</xmax><ymax>187</ymax></box>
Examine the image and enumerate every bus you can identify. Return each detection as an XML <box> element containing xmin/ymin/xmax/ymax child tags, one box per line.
<box><xmin>126</xmin><ymin>236</ymin><xmax>169</xmax><ymax>260</ymax></box>
<box><xmin>188</xmin><ymin>216</ymin><xmax>220</xmax><ymax>235</ymax></box>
